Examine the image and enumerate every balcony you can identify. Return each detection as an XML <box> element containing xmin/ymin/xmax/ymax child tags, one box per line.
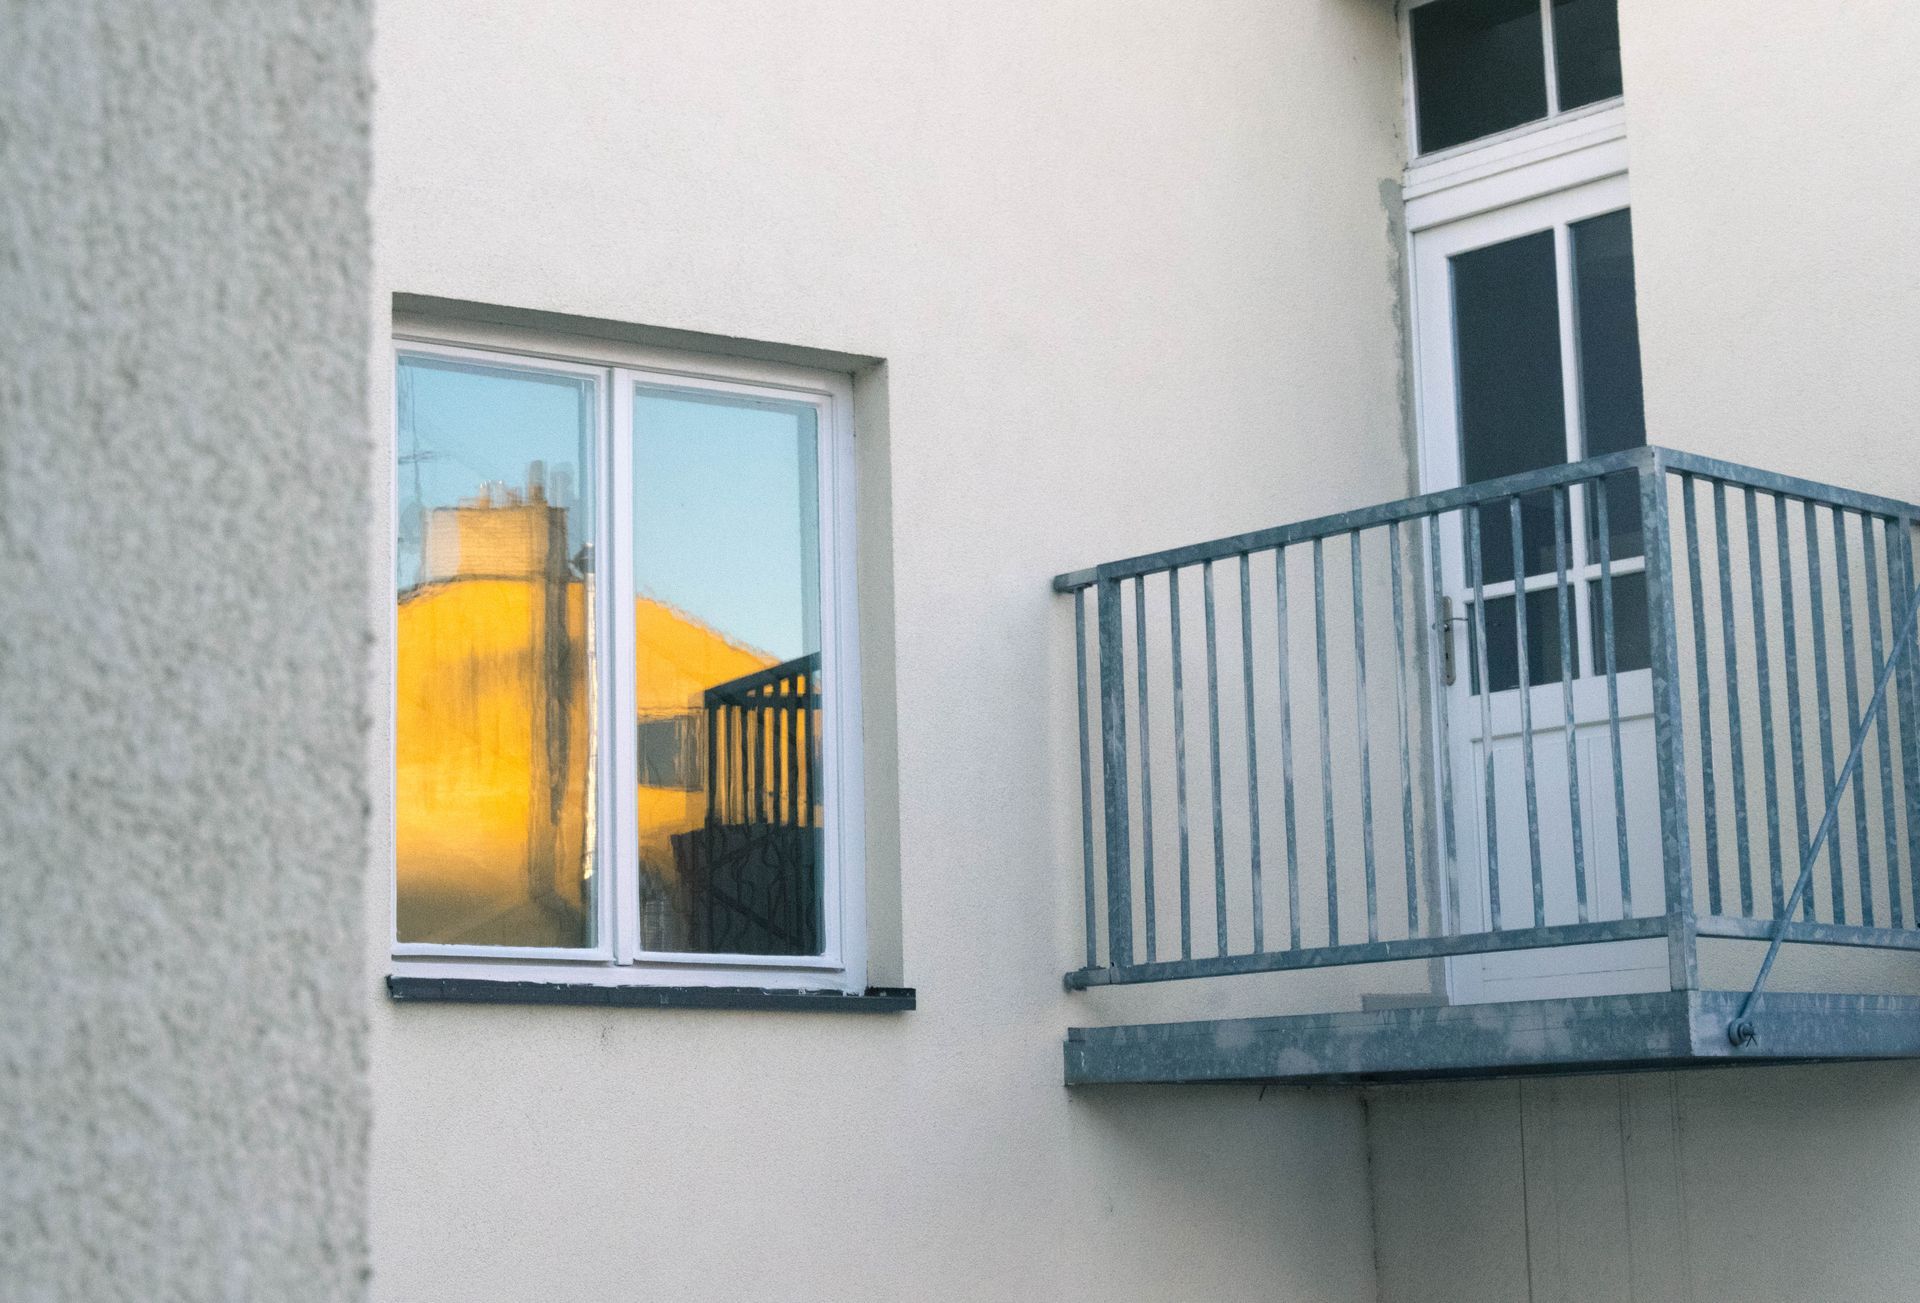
<box><xmin>1057</xmin><ymin>447</ymin><xmax>1920</xmax><ymax>1084</ymax></box>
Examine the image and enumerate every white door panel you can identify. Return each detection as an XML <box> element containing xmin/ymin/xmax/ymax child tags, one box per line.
<box><xmin>1411</xmin><ymin>172</ymin><xmax>1667</xmax><ymax>1004</ymax></box>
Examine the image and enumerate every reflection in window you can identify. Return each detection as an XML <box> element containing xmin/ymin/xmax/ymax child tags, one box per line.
<box><xmin>1469</xmin><ymin>588</ymin><xmax>1569</xmax><ymax>694</ymax></box>
<box><xmin>394</xmin><ymin>355</ymin><xmax>598</xmax><ymax>948</ymax></box>
<box><xmin>637</xmin><ymin>713</ymin><xmax>704</xmax><ymax>791</ymax></box>
<box><xmin>632</xmin><ymin>390</ymin><xmax>825</xmax><ymax>957</ymax></box>
<box><xmin>1589</xmin><ymin>572</ymin><xmax>1651</xmax><ymax>675</ymax></box>
<box><xmin>1573</xmin><ymin>210</ymin><xmax>1647</xmax><ymax>561</ymax></box>
<box><xmin>1453</xmin><ymin>229</ymin><xmax>1567</xmax><ymax>584</ymax></box>
<box><xmin>1412</xmin><ymin>0</ymin><xmax>1548</xmax><ymax>152</ymax></box>
<box><xmin>1552</xmin><ymin>0</ymin><xmax>1624</xmax><ymax>111</ymax></box>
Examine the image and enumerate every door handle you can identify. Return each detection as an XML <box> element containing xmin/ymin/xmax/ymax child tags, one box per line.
<box><xmin>1439</xmin><ymin>595</ymin><xmax>1461</xmax><ymax>687</ymax></box>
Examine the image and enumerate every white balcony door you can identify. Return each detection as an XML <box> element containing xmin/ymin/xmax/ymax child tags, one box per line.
<box><xmin>1412</xmin><ymin>174</ymin><xmax>1669</xmax><ymax>1003</ymax></box>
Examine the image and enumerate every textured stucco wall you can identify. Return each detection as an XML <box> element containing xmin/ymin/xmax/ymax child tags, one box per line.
<box><xmin>370</xmin><ymin>2</ymin><xmax>1407</xmax><ymax>1299</ymax></box>
<box><xmin>1624</xmin><ymin>0</ymin><xmax>1920</xmax><ymax>500</ymax></box>
<box><xmin>0</xmin><ymin>4</ymin><xmax>374</xmax><ymax>1301</ymax></box>
<box><xmin>1369</xmin><ymin>5</ymin><xmax>1920</xmax><ymax>1301</ymax></box>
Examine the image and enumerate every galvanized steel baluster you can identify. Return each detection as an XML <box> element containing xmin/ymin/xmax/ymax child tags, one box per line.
<box><xmin>1075</xmin><ymin>590</ymin><xmax>1098</xmax><ymax>967</ymax></box>
<box><xmin>1240</xmin><ymin>554</ymin><xmax>1265</xmax><ymax>953</ymax></box>
<box><xmin>1861</xmin><ymin>519</ymin><xmax>1905</xmax><ymax>926</ymax></box>
<box><xmin>1772</xmin><ymin>494</ymin><xmax>1815</xmax><ymax>922</ymax></box>
<box><xmin>1389</xmin><ymin>521</ymin><xmax>1420</xmax><ymax>935</ymax></box>
<box><xmin>1553</xmin><ymin>485</ymin><xmax>1588</xmax><ymax>922</ymax></box>
<box><xmin>1275</xmin><ymin>548</ymin><xmax>1302</xmax><ymax>949</ymax></box>
<box><xmin>1509</xmin><ymin>496</ymin><xmax>1545</xmax><ymax>928</ymax></box>
<box><xmin>1203</xmin><ymin>561</ymin><xmax>1228</xmax><ymax>956</ymax></box>
<box><xmin>1890</xmin><ymin>524</ymin><xmax>1920</xmax><ymax>917</ymax></box>
<box><xmin>1681</xmin><ymin>474</ymin><xmax>1723</xmax><ymax>915</ymax></box>
<box><xmin>1830</xmin><ymin>510</ymin><xmax>1877</xmax><ymax>925</ymax></box>
<box><xmin>1467</xmin><ymin>509</ymin><xmax>1500</xmax><ymax>929</ymax></box>
<box><xmin>1428</xmin><ymin>513</ymin><xmax>1459</xmax><ymax>935</ymax></box>
<box><xmin>1596</xmin><ymin>486</ymin><xmax>1632</xmax><ymax>916</ymax></box>
<box><xmin>1803</xmin><ymin>498</ymin><xmax>1845</xmax><ymax>922</ymax></box>
<box><xmin>1314</xmin><ymin>538</ymin><xmax>1338</xmax><ymax>945</ymax></box>
<box><xmin>1352</xmin><ymin>531</ymin><xmax>1380</xmax><ymax>943</ymax></box>
<box><xmin>1643</xmin><ymin>459</ymin><xmax>1698</xmax><ymax>991</ymax></box>
<box><xmin>1133</xmin><ymin>576</ymin><xmax>1158</xmax><ymax>960</ymax></box>
<box><xmin>1169</xmin><ymin>569</ymin><xmax>1192</xmax><ymax>960</ymax></box>
<box><xmin>1711</xmin><ymin>480</ymin><xmax>1755</xmax><ymax>916</ymax></box>
<box><xmin>1744</xmin><ymin>487</ymin><xmax>1787</xmax><ymax>916</ymax></box>
<box><xmin>1095</xmin><ymin>578</ymin><xmax>1133</xmax><ymax>966</ymax></box>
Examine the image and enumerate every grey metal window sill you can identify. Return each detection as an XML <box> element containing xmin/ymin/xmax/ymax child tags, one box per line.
<box><xmin>387</xmin><ymin>976</ymin><xmax>915</xmax><ymax>1013</ymax></box>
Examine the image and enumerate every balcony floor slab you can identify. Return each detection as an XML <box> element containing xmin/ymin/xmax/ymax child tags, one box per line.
<box><xmin>1064</xmin><ymin>990</ymin><xmax>1920</xmax><ymax>1086</ymax></box>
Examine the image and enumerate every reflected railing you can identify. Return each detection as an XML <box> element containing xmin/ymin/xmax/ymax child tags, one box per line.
<box><xmin>1059</xmin><ymin>447</ymin><xmax>1920</xmax><ymax>1000</ymax></box>
<box><xmin>668</xmin><ymin>653</ymin><xmax>823</xmax><ymax>955</ymax></box>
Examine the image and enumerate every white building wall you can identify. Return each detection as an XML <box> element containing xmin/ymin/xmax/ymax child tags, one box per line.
<box><xmin>0</xmin><ymin>4</ymin><xmax>374</xmax><ymax>1301</ymax></box>
<box><xmin>1369</xmin><ymin>5</ymin><xmax>1920</xmax><ymax>1301</ymax></box>
<box><xmin>1627</xmin><ymin>0</ymin><xmax>1920</xmax><ymax>500</ymax></box>
<box><xmin>369</xmin><ymin>2</ymin><xmax>1410</xmax><ymax>1300</ymax></box>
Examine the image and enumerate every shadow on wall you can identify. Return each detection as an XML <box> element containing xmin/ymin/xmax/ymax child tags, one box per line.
<box><xmin>1066</xmin><ymin>1084</ymin><xmax>1378</xmax><ymax>1302</ymax></box>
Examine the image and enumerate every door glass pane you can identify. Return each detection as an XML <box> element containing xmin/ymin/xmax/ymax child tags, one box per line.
<box><xmin>633</xmin><ymin>388</ymin><xmax>825</xmax><ymax>957</ymax></box>
<box><xmin>395</xmin><ymin>355</ymin><xmax>599</xmax><ymax>948</ymax></box>
<box><xmin>1468</xmin><ymin>588</ymin><xmax>1569</xmax><ymax>694</ymax></box>
<box><xmin>1573</xmin><ymin>209</ymin><xmax>1646</xmax><ymax>560</ymax></box>
<box><xmin>1412</xmin><ymin>0</ymin><xmax>1548</xmax><ymax>153</ymax></box>
<box><xmin>1453</xmin><ymin>229</ymin><xmax>1567</xmax><ymax>583</ymax></box>
<box><xmin>1552</xmin><ymin>0</ymin><xmax>1624</xmax><ymax>110</ymax></box>
<box><xmin>1588</xmin><ymin>573</ymin><xmax>1651</xmax><ymax>675</ymax></box>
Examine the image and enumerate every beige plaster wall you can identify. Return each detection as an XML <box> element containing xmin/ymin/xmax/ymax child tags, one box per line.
<box><xmin>1370</xmin><ymin>1064</ymin><xmax>1920</xmax><ymax>1303</ymax></box>
<box><xmin>1625</xmin><ymin>0</ymin><xmax>1920</xmax><ymax>498</ymax></box>
<box><xmin>368</xmin><ymin>1</ymin><xmax>1412</xmax><ymax>1299</ymax></box>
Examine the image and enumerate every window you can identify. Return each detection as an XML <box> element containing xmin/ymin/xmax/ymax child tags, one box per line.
<box><xmin>1444</xmin><ymin>203</ymin><xmax>1650</xmax><ymax>695</ymax></box>
<box><xmin>392</xmin><ymin>333</ymin><xmax>863</xmax><ymax>990</ymax></box>
<box><xmin>1408</xmin><ymin>0</ymin><xmax>1623</xmax><ymax>154</ymax></box>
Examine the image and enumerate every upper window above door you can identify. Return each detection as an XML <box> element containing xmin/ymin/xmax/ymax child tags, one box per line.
<box><xmin>1408</xmin><ymin>0</ymin><xmax>1623</xmax><ymax>154</ymax></box>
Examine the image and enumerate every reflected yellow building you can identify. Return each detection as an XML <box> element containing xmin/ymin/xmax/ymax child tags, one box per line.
<box><xmin>395</xmin><ymin>488</ymin><xmax>776</xmax><ymax>948</ymax></box>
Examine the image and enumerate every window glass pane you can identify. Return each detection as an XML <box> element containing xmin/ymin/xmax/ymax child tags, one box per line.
<box><xmin>1412</xmin><ymin>0</ymin><xmax>1549</xmax><ymax>152</ymax></box>
<box><xmin>1553</xmin><ymin>0</ymin><xmax>1624</xmax><ymax>110</ymax></box>
<box><xmin>1573</xmin><ymin>209</ymin><xmax>1646</xmax><ymax>559</ymax></box>
<box><xmin>633</xmin><ymin>388</ymin><xmax>825</xmax><ymax>957</ymax></box>
<box><xmin>395</xmin><ymin>355</ymin><xmax>598</xmax><ymax>947</ymax></box>
<box><xmin>1469</xmin><ymin>588</ymin><xmax>1570</xmax><ymax>694</ymax></box>
<box><xmin>1588</xmin><ymin>572</ymin><xmax>1651</xmax><ymax>675</ymax></box>
<box><xmin>1453</xmin><ymin>229</ymin><xmax>1567</xmax><ymax>582</ymax></box>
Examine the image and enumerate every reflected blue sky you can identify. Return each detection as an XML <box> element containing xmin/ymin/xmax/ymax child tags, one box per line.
<box><xmin>394</xmin><ymin>356</ymin><xmax>821</xmax><ymax>661</ymax></box>
<box><xmin>395</xmin><ymin>355</ymin><xmax>594</xmax><ymax>590</ymax></box>
<box><xmin>634</xmin><ymin>389</ymin><xmax>820</xmax><ymax>661</ymax></box>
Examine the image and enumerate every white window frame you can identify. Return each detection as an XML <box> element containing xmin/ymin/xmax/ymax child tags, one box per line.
<box><xmin>1400</xmin><ymin>0</ymin><xmax>1626</xmax><ymax>221</ymax></box>
<box><xmin>388</xmin><ymin>322</ymin><xmax>866</xmax><ymax>993</ymax></box>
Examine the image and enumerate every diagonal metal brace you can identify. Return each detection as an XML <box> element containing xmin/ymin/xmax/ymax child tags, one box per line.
<box><xmin>1730</xmin><ymin>576</ymin><xmax>1920</xmax><ymax>1047</ymax></box>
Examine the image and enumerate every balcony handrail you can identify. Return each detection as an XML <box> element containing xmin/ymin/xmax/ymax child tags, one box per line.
<box><xmin>703</xmin><ymin>651</ymin><xmax>822</xmax><ymax>706</ymax></box>
<box><xmin>1056</xmin><ymin>446</ymin><xmax>1920</xmax><ymax>593</ymax></box>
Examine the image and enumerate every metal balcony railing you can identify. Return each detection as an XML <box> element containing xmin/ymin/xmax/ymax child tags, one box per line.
<box><xmin>1058</xmin><ymin>447</ymin><xmax>1920</xmax><ymax>1030</ymax></box>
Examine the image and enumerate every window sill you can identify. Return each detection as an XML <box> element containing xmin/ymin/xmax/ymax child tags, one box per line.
<box><xmin>387</xmin><ymin>975</ymin><xmax>915</xmax><ymax>1012</ymax></box>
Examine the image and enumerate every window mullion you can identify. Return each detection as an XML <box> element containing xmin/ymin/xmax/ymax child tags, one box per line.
<box><xmin>1540</xmin><ymin>0</ymin><xmax>1561</xmax><ymax>115</ymax></box>
<box><xmin>608</xmin><ymin>367</ymin><xmax>642</xmax><ymax>965</ymax></box>
<box><xmin>1551</xmin><ymin>223</ymin><xmax>1596</xmax><ymax>679</ymax></box>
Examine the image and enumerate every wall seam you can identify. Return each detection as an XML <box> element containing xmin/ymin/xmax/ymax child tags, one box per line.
<box><xmin>1517</xmin><ymin>1081</ymin><xmax>1539</xmax><ymax>1303</ymax></box>
<box><xmin>1358</xmin><ymin>1089</ymin><xmax>1388</xmax><ymax>1303</ymax></box>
